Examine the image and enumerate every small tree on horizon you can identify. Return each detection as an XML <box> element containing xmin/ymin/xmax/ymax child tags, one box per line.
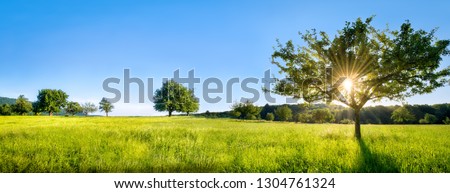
<box><xmin>65</xmin><ymin>101</ymin><xmax>82</xmax><ymax>116</ymax></box>
<box><xmin>82</xmin><ymin>102</ymin><xmax>98</xmax><ymax>116</ymax></box>
<box><xmin>12</xmin><ymin>95</ymin><xmax>32</xmax><ymax>115</ymax></box>
<box><xmin>391</xmin><ymin>106</ymin><xmax>416</xmax><ymax>123</ymax></box>
<box><xmin>266</xmin><ymin>113</ymin><xmax>275</xmax><ymax>121</ymax></box>
<box><xmin>274</xmin><ymin>105</ymin><xmax>292</xmax><ymax>121</ymax></box>
<box><xmin>181</xmin><ymin>89</ymin><xmax>199</xmax><ymax>116</ymax></box>
<box><xmin>312</xmin><ymin>108</ymin><xmax>334</xmax><ymax>123</ymax></box>
<box><xmin>99</xmin><ymin>97</ymin><xmax>114</xmax><ymax>117</ymax></box>
<box><xmin>419</xmin><ymin>113</ymin><xmax>438</xmax><ymax>124</ymax></box>
<box><xmin>231</xmin><ymin>100</ymin><xmax>261</xmax><ymax>120</ymax></box>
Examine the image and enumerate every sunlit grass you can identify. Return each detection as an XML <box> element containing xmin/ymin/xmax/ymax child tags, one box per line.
<box><xmin>0</xmin><ymin>116</ymin><xmax>449</xmax><ymax>172</ymax></box>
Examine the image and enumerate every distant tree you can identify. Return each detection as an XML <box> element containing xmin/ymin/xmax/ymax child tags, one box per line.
<box><xmin>32</xmin><ymin>101</ymin><xmax>41</xmax><ymax>115</ymax></box>
<box><xmin>391</xmin><ymin>106</ymin><xmax>416</xmax><ymax>123</ymax></box>
<box><xmin>340</xmin><ymin>119</ymin><xmax>355</xmax><ymax>124</ymax></box>
<box><xmin>99</xmin><ymin>97</ymin><xmax>114</xmax><ymax>117</ymax></box>
<box><xmin>312</xmin><ymin>108</ymin><xmax>334</xmax><ymax>123</ymax></box>
<box><xmin>81</xmin><ymin>102</ymin><xmax>97</xmax><ymax>116</ymax></box>
<box><xmin>293</xmin><ymin>113</ymin><xmax>302</xmax><ymax>123</ymax></box>
<box><xmin>245</xmin><ymin>114</ymin><xmax>257</xmax><ymax>120</ymax></box>
<box><xmin>180</xmin><ymin>89</ymin><xmax>199</xmax><ymax>116</ymax></box>
<box><xmin>0</xmin><ymin>104</ymin><xmax>12</xmax><ymax>115</ymax></box>
<box><xmin>419</xmin><ymin>113</ymin><xmax>438</xmax><ymax>124</ymax></box>
<box><xmin>65</xmin><ymin>101</ymin><xmax>82</xmax><ymax>116</ymax></box>
<box><xmin>270</xmin><ymin>17</ymin><xmax>450</xmax><ymax>138</ymax></box>
<box><xmin>231</xmin><ymin>100</ymin><xmax>261</xmax><ymax>120</ymax></box>
<box><xmin>36</xmin><ymin>89</ymin><xmax>68</xmax><ymax>116</ymax></box>
<box><xmin>12</xmin><ymin>95</ymin><xmax>32</xmax><ymax>115</ymax></box>
<box><xmin>275</xmin><ymin>105</ymin><xmax>292</xmax><ymax>121</ymax></box>
<box><xmin>443</xmin><ymin>117</ymin><xmax>450</xmax><ymax>124</ymax></box>
<box><xmin>230</xmin><ymin>110</ymin><xmax>241</xmax><ymax>118</ymax></box>
<box><xmin>298</xmin><ymin>113</ymin><xmax>313</xmax><ymax>123</ymax></box>
<box><xmin>265</xmin><ymin>113</ymin><xmax>275</xmax><ymax>121</ymax></box>
<box><xmin>153</xmin><ymin>80</ymin><xmax>193</xmax><ymax>117</ymax></box>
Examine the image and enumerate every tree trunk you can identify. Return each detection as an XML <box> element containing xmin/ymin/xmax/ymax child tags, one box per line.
<box><xmin>187</xmin><ymin>111</ymin><xmax>190</xmax><ymax>116</ymax></box>
<box><xmin>49</xmin><ymin>111</ymin><xmax>53</xmax><ymax>116</ymax></box>
<box><xmin>106</xmin><ymin>112</ymin><xmax>108</xmax><ymax>117</ymax></box>
<box><xmin>168</xmin><ymin>111</ymin><xmax>172</xmax><ymax>117</ymax></box>
<box><xmin>354</xmin><ymin>108</ymin><xmax>361</xmax><ymax>139</ymax></box>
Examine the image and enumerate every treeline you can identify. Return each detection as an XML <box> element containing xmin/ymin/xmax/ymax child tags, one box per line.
<box><xmin>0</xmin><ymin>89</ymin><xmax>114</xmax><ymax>116</ymax></box>
<box><xmin>198</xmin><ymin>102</ymin><xmax>450</xmax><ymax>124</ymax></box>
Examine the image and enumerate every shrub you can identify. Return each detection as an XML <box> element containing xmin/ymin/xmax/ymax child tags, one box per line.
<box><xmin>245</xmin><ymin>114</ymin><xmax>256</xmax><ymax>120</ymax></box>
<box><xmin>265</xmin><ymin>113</ymin><xmax>274</xmax><ymax>121</ymax></box>
<box><xmin>340</xmin><ymin>119</ymin><xmax>355</xmax><ymax>124</ymax></box>
<box><xmin>443</xmin><ymin>117</ymin><xmax>450</xmax><ymax>125</ymax></box>
<box><xmin>275</xmin><ymin>105</ymin><xmax>292</xmax><ymax>121</ymax></box>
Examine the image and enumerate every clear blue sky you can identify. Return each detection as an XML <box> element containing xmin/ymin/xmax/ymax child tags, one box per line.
<box><xmin>1</xmin><ymin>0</ymin><xmax>449</xmax><ymax>116</ymax></box>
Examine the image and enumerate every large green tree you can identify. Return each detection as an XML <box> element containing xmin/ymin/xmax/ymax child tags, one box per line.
<box><xmin>153</xmin><ymin>80</ymin><xmax>197</xmax><ymax>117</ymax></box>
<box><xmin>12</xmin><ymin>95</ymin><xmax>32</xmax><ymax>115</ymax></box>
<box><xmin>99</xmin><ymin>98</ymin><xmax>114</xmax><ymax>117</ymax></box>
<box><xmin>271</xmin><ymin>17</ymin><xmax>449</xmax><ymax>138</ymax></box>
<box><xmin>36</xmin><ymin>89</ymin><xmax>69</xmax><ymax>116</ymax></box>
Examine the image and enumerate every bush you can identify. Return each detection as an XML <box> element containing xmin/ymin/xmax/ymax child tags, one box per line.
<box><xmin>293</xmin><ymin>113</ymin><xmax>302</xmax><ymax>123</ymax></box>
<box><xmin>0</xmin><ymin>104</ymin><xmax>12</xmax><ymax>115</ymax></box>
<box><xmin>265</xmin><ymin>113</ymin><xmax>274</xmax><ymax>121</ymax></box>
<box><xmin>297</xmin><ymin>113</ymin><xmax>313</xmax><ymax>123</ymax></box>
<box><xmin>245</xmin><ymin>114</ymin><xmax>256</xmax><ymax>120</ymax></box>
<box><xmin>443</xmin><ymin>117</ymin><xmax>450</xmax><ymax>125</ymax></box>
<box><xmin>419</xmin><ymin>113</ymin><xmax>438</xmax><ymax>124</ymax></box>
<box><xmin>231</xmin><ymin>101</ymin><xmax>261</xmax><ymax>119</ymax></box>
<box><xmin>275</xmin><ymin>105</ymin><xmax>292</xmax><ymax>121</ymax></box>
<box><xmin>340</xmin><ymin>119</ymin><xmax>355</xmax><ymax>124</ymax></box>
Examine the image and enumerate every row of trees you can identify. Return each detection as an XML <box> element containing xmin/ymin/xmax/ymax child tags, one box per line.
<box><xmin>230</xmin><ymin>102</ymin><xmax>334</xmax><ymax>123</ymax></box>
<box><xmin>1</xmin><ymin>80</ymin><xmax>201</xmax><ymax>117</ymax></box>
<box><xmin>0</xmin><ymin>89</ymin><xmax>114</xmax><ymax>116</ymax></box>
<box><xmin>228</xmin><ymin>101</ymin><xmax>450</xmax><ymax>124</ymax></box>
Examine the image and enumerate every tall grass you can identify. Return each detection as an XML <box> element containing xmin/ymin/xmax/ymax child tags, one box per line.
<box><xmin>0</xmin><ymin>116</ymin><xmax>449</xmax><ymax>172</ymax></box>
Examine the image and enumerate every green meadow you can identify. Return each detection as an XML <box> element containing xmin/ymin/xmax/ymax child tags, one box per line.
<box><xmin>0</xmin><ymin>116</ymin><xmax>449</xmax><ymax>173</ymax></box>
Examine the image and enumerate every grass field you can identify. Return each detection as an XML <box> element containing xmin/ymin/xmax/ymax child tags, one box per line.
<box><xmin>0</xmin><ymin>116</ymin><xmax>449</xmax><ymax>173</ymax></box>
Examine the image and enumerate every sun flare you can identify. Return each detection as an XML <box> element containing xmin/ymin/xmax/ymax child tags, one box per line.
<box><xmin>343</xmin><ymin>79</ymin><xmax>353</xmax><ymax>92</ymax></box>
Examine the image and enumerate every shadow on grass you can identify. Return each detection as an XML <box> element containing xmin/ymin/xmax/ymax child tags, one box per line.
<box><xmin>357</xmin><ymin>139</ymin><xmax>399</xmax><ymax>172</ymax></box>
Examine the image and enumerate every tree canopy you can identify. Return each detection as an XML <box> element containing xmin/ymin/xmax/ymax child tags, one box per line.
<box><xmin>231</xmin><ymin>100</ymin><xmax>261</xmax><ymax>120</ymax></box>
<box><xmin>271</xmin><ymin>17</ymin><xmax>450</xmax><ymax>138</ymax></box>
<box><xmin>391</xmin><ymin>106</ymin><xmax>415</xmax><ymax>123</ymax></box>
<box><xmin>65</xmin><ymin>101</ymin><xmax>82</xmax><ymax>116</ymax></box>
<box><xmin>12</xmin><ymin>95</ymin><xmax>32</xmax><ymax>115</ymax></box>
<box><xmin>153</xmin><ymin>80</ymin><xmax>199</xmax><ymax>116</ymax></box>
<box><xmin>82</xmin><ymin>102</ymin><xmax>98</xmax><ymax>116</ymax></box>
<box><xmin>36</xmin><ymin>89</ymin><xmax>69</xmax><ymax>116</ymax></box>
<box><xmin>99</xmin><ymin>97</ymin><xmax>114</xmax><ymax>117</ymax></box>
<box><xmin>274</xmin><ymin>105</ymin><xmax>292</xmax><ymax>121</ymax></box>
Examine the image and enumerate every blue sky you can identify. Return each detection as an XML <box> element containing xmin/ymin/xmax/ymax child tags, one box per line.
<box><xmin>1</xmin><ymin>0</ymin><xmax>449</xmax><ymax>116</ymax></box>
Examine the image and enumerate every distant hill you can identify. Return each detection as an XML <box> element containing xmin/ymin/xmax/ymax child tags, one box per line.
<box><xmin>0</xmin><ymin>97</ymin><xmax>16</xmax><ymax>105</ymax></box>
